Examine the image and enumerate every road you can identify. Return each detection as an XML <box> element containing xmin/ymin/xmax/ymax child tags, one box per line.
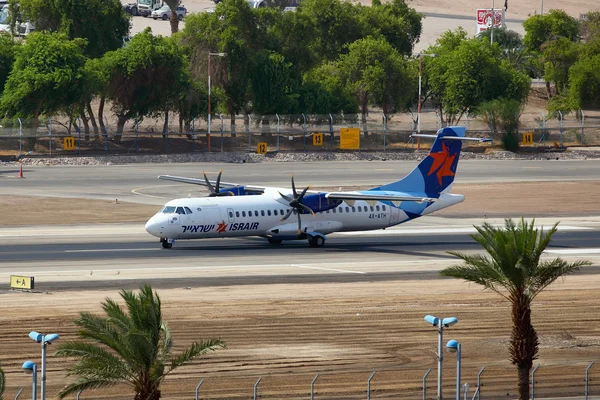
<box><xmin>2</xmin><ymin>159</ymin><xmax>600</xmax><ymax>204</ymax></box>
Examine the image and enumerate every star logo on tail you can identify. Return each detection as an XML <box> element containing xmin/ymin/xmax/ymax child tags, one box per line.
<box><xmin>427</xmin><ymin>142</ymin><xmax>457</xmax><ymax>185</ymax></box>
<box><xmin>216</xmin><ymin>221</ymin><xmax>228</xmax><ymax>233</ymax></box>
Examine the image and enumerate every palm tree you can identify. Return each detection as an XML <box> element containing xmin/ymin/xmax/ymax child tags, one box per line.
<box><xmin>165</xmin><ymin>0</ymin><xmax>181</xmax><ymax>34</ymax></box>
<box><xmin>441</xmin><ymin>218</ymin><xmax>590</xmax><ymax>400</ymax></box>
<box><xmin>55</xmin><ymin>284</ymin><xmax>225</xmax><ymax>399</ymax></box>
<box><xmin>0</xmin><ymin>364</ymin><xmax>5</xmax><ymax>400</ymax></box>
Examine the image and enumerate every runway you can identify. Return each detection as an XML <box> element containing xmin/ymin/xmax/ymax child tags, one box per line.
<box><xmin>1</xmin><ymin>217</ymin><xmax>599</xmax><ymax>291</ymax></box>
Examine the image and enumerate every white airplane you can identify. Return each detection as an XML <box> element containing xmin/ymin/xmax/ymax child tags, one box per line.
<box><xmin>145</xmin><ymin>126</ymin><xmax>486</xmax><ymax>248</ymax></box>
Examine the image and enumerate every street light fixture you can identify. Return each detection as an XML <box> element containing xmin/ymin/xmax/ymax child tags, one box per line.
<box><xmin>424</xmin><ymin>315</ymin><xmax>459</xmax><ymax>400</ymax></box>
<box><xmin>207</xmin><ymin>52</ymin><xmax>227</xmax><ymax>152</ymax></box>
<box><xmin>416</xmin><ymin>53</ymin><xmax>437</xmax><ymax>149</ymax></box>
<box><xmin>447</xmin><ymin>339</ymin><xmax>462</xmax><ymax>400</ymax></box>
<box><xmin>29</xmin><ymin>331</ymin><xmax>59</xmax><ymax>400</ymax></box>
<box><xmin>22</xmin><ymin>360</ymin><xmax>38</xmax><ymax>400</ymax></box>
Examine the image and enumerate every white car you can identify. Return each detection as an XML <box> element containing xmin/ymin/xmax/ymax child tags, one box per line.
<box><xmin>151</xmin><ymin>5</ymin><xmax>187</xmax><ymax>21</ymax></box>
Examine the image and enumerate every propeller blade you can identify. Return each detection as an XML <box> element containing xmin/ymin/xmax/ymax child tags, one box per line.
<box><xmin>280</xmin><ymin>208</ymin><xmax>293</xmax><ymax>221</ymax></box>
<box><xmin>297</xmin><ymin>186</ymin><xmax>310</xmax><ymax>202</ymax></box>
<box><xmin>297</xmin><ymin>213</ymin><xmax>302</xmax><ymax>235</ymax></box>
<box><xmin>215</xmin><ymin>170</ymin><xmax>222</xmax><ymax>192</ymax></box>
<box><xmin>291</xmin><ymin>175</ymin><xmax>297</xmax><ymax>197</ymax></box>
<box><xmin>278</xmin><ymin>191</ymin><xmax>294</xmax><ymax>203</ymax></box>
<box><xmin>203</xmin><ymin>172</ymin><xmax>216</xmax><ymax>194</ymax></box>
<box><xmin>299</xmin><ymin>203</ymin><xmax>315</xmax><ymax>216</ymax></box>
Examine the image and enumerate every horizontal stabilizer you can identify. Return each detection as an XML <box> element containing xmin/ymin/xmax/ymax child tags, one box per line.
<box><xmin>158</xmin><ymin>175</ymin><xmax>265</xmax><ymax>193</ymax></box>
<box><xmin>326</xmin><ymin>192</ymin><xmax>437</xmax><ymax>204</ymax></box>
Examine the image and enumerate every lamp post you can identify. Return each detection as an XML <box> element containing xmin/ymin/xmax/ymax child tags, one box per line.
<box><xmin>416</xmin><ymin>53</ymin><xmax>437</xmax><ymax>149</ymax></box>
<box><xmin>29</xmin><ymin>331</ymin><xmax>59</xmax><ymax>400</ymax></box>
<box><xmin>424</xmin><ymin>315</ymin><xmax>459</xmax><ymax>400</ymax></box>
<box><xmin>447</xmin><ymin>340</ymin><xmax>462</xmax><ymax>400</ymax></box>
<box><xmin>22</xmin><ymin>361</ymin><xmax>37</xmax><ymax>400</ymax></box>
<box><xmin>207</xmin><ymin>52</ymin><xmax>227</xmax><ymax>152</ymax></box>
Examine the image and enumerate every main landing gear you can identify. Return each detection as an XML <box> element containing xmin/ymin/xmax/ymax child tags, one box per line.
<box><xmin>267</xmin><ymin>238</ymin><xmax>283</xmax><ymax>244</ymax></box>
<box><xmin>308</xmin><ymin>235</ymin><xmax>325</xmax><ymax>248</ymax></box>
<box><xmin>160</xmin><ymin>238</ymin><xmax>173</xmax><ymax>249</ymax></box>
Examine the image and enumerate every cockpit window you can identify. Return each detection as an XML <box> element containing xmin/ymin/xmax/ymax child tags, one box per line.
<box><xmin>184</xmin><ymin>207</ymin><xmax>193</xmax><ymax>214</ymax></box>
<box><xmin>176</xmin><ymin>207</ymin><xmax>185</xmax><ymax>215</ymax></box>
<box><xmin>162</xmin><ymin>206</ymin><xmax>176</xmax><ymax>214</ymax></box>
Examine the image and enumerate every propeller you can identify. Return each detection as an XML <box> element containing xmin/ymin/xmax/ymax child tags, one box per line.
<box><xmin>278</xmin><ymin>176</ymin><xmax>315</xmax><ymax>235</ymax></box>
<box><xmin>203</xmin><ymin>170</ymin><xmax>234</xmax><ymax>197</ymax></box>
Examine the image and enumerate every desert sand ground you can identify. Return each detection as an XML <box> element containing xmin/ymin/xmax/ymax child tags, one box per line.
<box><xmin>1</xmin><ymin>181</ymin><xmax>600</xmax><ymax>399</ymax></box>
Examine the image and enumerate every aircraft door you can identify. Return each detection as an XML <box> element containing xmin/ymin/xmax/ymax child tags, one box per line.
<box><xmin>389</xmin><ymin>205</ymin><xmax>400</xmax><ymax>226</ymax></box>
<box><xmin>226</xmin><ymin>208</ymin><xmax>235</xmax><ymax>223</ymax></box>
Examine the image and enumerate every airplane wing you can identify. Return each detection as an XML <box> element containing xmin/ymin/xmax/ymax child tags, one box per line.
<box><xmin>158</xmin><ymin>175</ymin><xmax>266</xmax><ymax>194</ymax></box>
<box><xmin>326</xmin><ymin>191</ymin><xmax>437</xmax><ymax>204</ymax></box>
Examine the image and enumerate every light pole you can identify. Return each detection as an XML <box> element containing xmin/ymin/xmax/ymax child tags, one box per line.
<box><xmin>207</xmin><ymin>52</ymin><xmax>227</xmax><ymax>152</ymax></box>
<box><xmin>416</xmin><ymin>53</ymin><xmax>437</xmax><ymax>150</ymax></box>
<box><xmin>29</xmin><ymin>331</ymin><xmax>59</xmax><ymax>400</ymax></box>
<box><xmin>424</xmin><ymin>315</ymin><xmax>459</xmax><ymax>400</ymax></box>
<box><xmin>447</xmin><ymin>340</ymin><xmax>462</xmax><ymax>400</ymax></box>
<box><xmin>22</xmin><ymin>361</ymin><xmax>37</xmax><ymax>400</ymax></box>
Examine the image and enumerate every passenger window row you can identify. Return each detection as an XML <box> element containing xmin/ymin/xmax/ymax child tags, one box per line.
<box><xmin>226</xmin><ymin>204</ymin><xmax>387</xmax><ymax>219</ymax></box>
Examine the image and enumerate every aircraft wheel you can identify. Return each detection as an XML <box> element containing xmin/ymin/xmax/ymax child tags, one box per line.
<box><xmin>268</xmin><ymin>238</ymin><xmax>282</xmax><ymax>244</ymax></box>
<box><xmin>308</xmin><ymin>236</ymin><xmax>325</xmax><ymax>248</ymax></box>
<box><xmin>162</xmin><ymin>241</ymin><xmax>172</xmax><ymax>249</ymax></box>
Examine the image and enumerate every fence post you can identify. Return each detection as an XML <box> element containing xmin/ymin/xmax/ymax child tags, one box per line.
<box><xmin>48</xmin><ymin>117</ymin><xmax>52</xmax><ymax>157</ymax></box>
<box><xmin>253</xmin><ymin>377</ymin><xmax>262</xmax><ymax>400</ymax></box>
<box><xmin>195</xmin><ymin>379</ymin><xmax>204</xmax><ymax>400</ymax></box>
<box><xmin>247</xmin><ymin>114</ymin><xmax>252</xmax><ymax>152</ymax></box>
<box><xmin>14</xmin><ymin>388</ymin><xmax>23</xmax><ymax>400</ymax></box>
<box><xmin>104</xmin><ymin>116</ymin><xmax>109</xmax><ymax>155</ymax></box>
<box><xmin>328</xmin><ymin>113</ymin><xmax>334</xmax><ymax>151</ymax></box>
<box><xmin>580</xmin><ymin>109</ymin><xmax>585</xmax><ymax>145</ymax></box>
<box><xmin>531</xmin><ymin>363</ymin><xmax>540</xmax><ymax>400</ymax></box>
<box><xmin>382</xmin><ymin>112</ymin><xmax>387</xmax><ymax>152</ymax></box>
<box><xmin>164</xmin><ymin>118</ymin><xmax>169</xmax><ymax>154</ymax></box>
<box><xmin>422</xmin><ymin>368</ymin><xmax>431</xmax><ymax>400</ymax></box>
<box><xmin>558</xmin><ymin>111</ymin><xmax>563</xmax><ymax>148</ymax></box>
<box><xmin>135</xmin><ymin>118</ymin><xmax>139</xmax><ymax>153</ymax></box>
<box><xmin>367</xmin><ymin>370</ymin><xmax>376</xmax><ymax>400</ymax></box>
<box><xmin>276</xmin><ymin>114</ymin><xmax>280</xmax><ymax>152</ymax></box>
<box><xmin>476</xmin><ymin>366</ymin><xmax>485</xmax><ymax>400</ymax></box>
<box><xmin>302</xmin><ymin>113</ymin><xmax>307</xmax><ymax>153</ymax></box>
<box><xmin>18</xmin><ymin>117</ymin><xmax>22</xmax><ymax>159</ymax></box>
<box><xmin>219</xmin><ymin>114</ymin><xmax>224</xmax><ymax>153</ymax></box>
<box><xmin>76</xmin><ymin>390</ymin><xmax>82</xmax><ymax>399</ymax></box>
<box><xmin>463</xmin><ymin>383</ymin><xmax>469</xmax><ymax>400</ymax></box>
<box><xmin>435</xmin><ymin>110</ymin><xmax>442</xmax><ymax>129</ymax></box>
<box><xmin>310</xmin><ymin>373</ymin><xmax>319</xmax><ymax>400</ymax></box>
<box><xmin>585</xmin><ymin>361</ymin><xmax>594</xmax><ymax>400</ymax></box>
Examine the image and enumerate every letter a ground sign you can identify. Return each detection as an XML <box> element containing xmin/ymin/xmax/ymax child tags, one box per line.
<box><xmin>10</xmin><ymin>275</ymin><xmax>34</xmax><ymax>290</ymax></box>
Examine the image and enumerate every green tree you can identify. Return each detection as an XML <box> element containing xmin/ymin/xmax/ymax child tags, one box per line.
<box><xmin>0</xmin><ymin>32</ymin><xmax>86</xmax><ymax>127</ymax></box>
<box><xmin>55</xmin><ymin>284</ymin><xmax>224</xmax><ymax>399</ymax></box>
<box><xmin>580</xmin><ymin>11</ymin><xmax>600</xmax><ymax>43</ymax></box>
<box><xmin>302</xmin><ymin>63</ymin><xmax>358</xmax><ymax>114</ymax></box>
<box><xmin>567</xmin><ymin>54</ymin><xmax>600</xmax><ymax>109</ymax></box>
<box><xmin>251</xmin><ymin>50</ymin><xmax>298</xmax><ymax>115</ymax></box>
<box><xmin>441</xmin><ymin>218</ymin><xmax>590</xmax><ymax>400</ymax></box>
<box><xmin>541</xmin><ymin>37</ymin><xmax>579</xmax><ymax>96</ymax></box>
<box><xmin>523</xmin><ymin>9</ymin><xmax>580</xmax><ymax>52</ymax></box>
<box><xmin>94</xmin><ymin>29</ymin><xmax>187</xmax><ymax>136</ymax></box>
<box><xmin>334</xmin><ymin>36</ymin><xmax>415</xmax><ymax>133</ymax></box>
<box><xmin>0</xmin><ymin>33</ymin><xmax>17</xmax><ymax>95</ymax></box>
<box><xmin>164</xmin><ymin>0</ymin><xmax>181</xmax><ymax>34</ymax></box>
<box><xmin>425</xmin><ymin>31</ymin><xmax>530</xmax><ymax>124</ymax></box>
<box><xmin>476</xmin><ymin>98</ymin><xmax>524</xmax><ymax>151</ymax></box>
<box><xmin>478</xmin><ymin>28</ymin><xmax>523</xmax><ymax>50</ymax></box>
<box><xmin>0</xmin><ymin>364</ymin><xmax>5</xmax><ymax>400</ymax></box>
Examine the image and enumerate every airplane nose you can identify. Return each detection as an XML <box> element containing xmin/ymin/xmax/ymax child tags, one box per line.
<box><xmin>145</xmin><ymin>215</ymin><xmax>165</xmax><ymax>237</ymax></box>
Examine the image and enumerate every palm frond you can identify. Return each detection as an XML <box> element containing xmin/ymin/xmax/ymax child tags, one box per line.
<box><xmin>56</xmin><ymin>341</ymin><xmax>132</xmax><ymax>379</ymax></box>
<box><xmin>57</xmin><ymin>376</ymin><xmax>123</xmax><ymax>399</ymax></box>
<box><xmin>529</xmin><ymin>258</ymin><xmax>591</xmax><ymax>299</ymax></box>
<box><xmin>74</xmin><ymin>312</ymin><xmax>134</xmax><ymax>360</ymax></box>
<box><xmin>168</xmin><ymin>338</ymin><xmax>226</xmax><ymax>373</ymax></box>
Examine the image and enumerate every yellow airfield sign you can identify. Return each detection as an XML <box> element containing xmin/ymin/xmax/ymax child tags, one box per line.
<box><xmin>10</xmin><ymin>275</ymin><xmax>34</xmax><ymax>290</ymax></box>
<box><xmin>257</xmin><ymin>142</ymin><xmax>268</xmax><ymax>154</ymax></box>
<box><xmin>340</xmin><ymin>128</ymin><xmax>360</xmax><ymax>150</ymax></box>
<box><xmin>313</xmin><ymin>133</ymin><xmax>324</xmax><ymax>146</ymax></box>
<box><xmin>63</xmin><ymin>136</ymin><xmax>75</xmax><ymax>150</ymax></box>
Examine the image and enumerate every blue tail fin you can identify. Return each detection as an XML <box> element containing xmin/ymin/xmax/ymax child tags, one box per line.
<box><xmin>371</xmin><ymin>126</ymin><xmax>466</xmax><ymax>197</ymax></box>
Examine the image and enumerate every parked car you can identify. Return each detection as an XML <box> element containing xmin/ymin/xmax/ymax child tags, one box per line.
<box><xmin>151</xmin><ymin>4</ymin><xmax>186</xmax><ymax>20</ymax></box>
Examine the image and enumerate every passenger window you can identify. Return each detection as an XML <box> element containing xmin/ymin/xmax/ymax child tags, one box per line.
<box><xmin>326</xmin><ymin>210</ymin><xmax>330</xmax><ymax>214</ymax></box>
<box><xmin>376</xmin><ymin>205</ymin><xmax>380</xmax><ymax>211</ymax></box>
<box><xmin>184</xmin><ymin>207</ymin><xmax>193</xmax><ymax>214</ymax></box>
<box><xmin>229</xmin><ymin>211</ymin><xmax>233</xmax><ymax>218</ymax></box>
<box><xmin>261</xmin><ymin>210</ymin><xmax>265</xmax><ymax>216</ymax></box>
<box><xmin>333</xmin><ymin>208</ymin><xmax>336</xmax><ymax>213</ymax></box>
<box><xmin>280</xmin><ymin>209</ymin><xmax>284</xmax><ymax>215</ymax></box>
<box><xmin>176</xmin><ymin>207</ymin><xmax>185</xmax><ymax>215</ymax></box>
<box><xmin>346</xmin><ymin>207</ymin><xmax>350</xmax><ymax>213</ymax></box>
<box><xmin>242</xmin><ymin>211</ymin><xmax>246</xmax><ymax>217</ymax></box>
<box><xmin>339</xmin><ymin>208</ymin><xmax>343</xmax><ymax>213</ymax></box>
<box><xmin>352</xmin><ymin>207</ymin><xmax>356</xmax><ymax>212</ymax></box>
<box><xmin>236</xmin><ymin>211</ymin><xmax>240</xmax><ymax>217</ymax></box>
<box><xmin>255</xmin><ymin>211</ymin><xmax>259</xmax><ymax>217</ymax></box>
<box><xmin>358</xmin><ymin>206</ymin><xmax>362</xmax><ymax>212</ymax></box>
<box><xmin>370</xmin><ymin>206</ymin><xmax>374</xmax><ymax>212</ymax></box>
<box><xmin>267</xmin><ymin>210</ymin><xmax>271</xmax><ymax>216</ymax></box>
<box><xmin>382</xmin><ymin>205</ymin><xmax>387</xmax><ymax>211</ymax></box>
<box><xmin>274</xmin><ymin>210</ymin><xmax>278</xmax><ymax>216</ymax></box>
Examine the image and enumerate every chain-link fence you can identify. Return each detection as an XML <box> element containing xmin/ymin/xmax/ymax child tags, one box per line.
<box><xmin>1</xmin><ymin>110</ymin><xmax>599</xmax><ymax>158</ymax></box>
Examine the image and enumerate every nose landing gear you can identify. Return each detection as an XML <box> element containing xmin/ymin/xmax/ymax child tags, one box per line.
<box><xmin>160</xmin><ymin>238</ymin><xmax>173</xmax><ymax>249</ymax></box>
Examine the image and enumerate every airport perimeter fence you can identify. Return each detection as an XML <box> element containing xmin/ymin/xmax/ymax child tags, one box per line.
<box><xmin>4</xmin><ymin>362</ymin><xmax>597</xmax><ymax>399</ymax></box>
<box><xmin>1</xmin><ymin>111</ymin><xmax>600</xmax><ymax>159</ymax></box>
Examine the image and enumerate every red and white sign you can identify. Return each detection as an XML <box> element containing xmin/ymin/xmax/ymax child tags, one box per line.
<box><xmin>476</xmin><ymin>8</ymin><xmax>504</xmax><ymax>33</ymax></box>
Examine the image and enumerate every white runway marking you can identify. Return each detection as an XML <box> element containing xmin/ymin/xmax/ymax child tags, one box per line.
<box><xmin>290</xmin><ymin>264</ymin><xmax>366</xmax><ymax>274</ymax></box>
<box><xmin>545</xmin><ymin>248</ymin><xmax>600</xmax><ymax>255</ymax></box>
<box><xmin>65</xmin><ymin>248</ymin><xmax>159</xmax><ymax>253</ymax></box>
<box><xmin>338</xmin><ymin>225</ymin><xmax>592</xmax><ymax>236</ymax></box>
